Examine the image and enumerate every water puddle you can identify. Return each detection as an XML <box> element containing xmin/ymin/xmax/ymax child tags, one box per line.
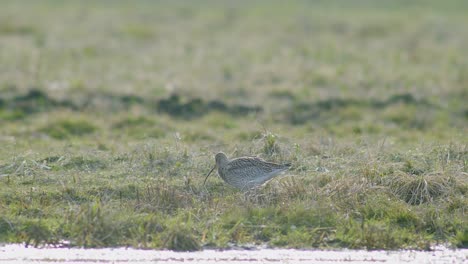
<box><xmin>0</xmin><ymin>244</ymin><xmax>466</xmax><ymax>263</ymax></box>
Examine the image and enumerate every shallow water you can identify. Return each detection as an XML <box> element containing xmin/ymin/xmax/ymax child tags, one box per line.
<box><xmin>0</xmin><ymin>244</ymin><xmax>466</xmax><ymax>264</ymax></box>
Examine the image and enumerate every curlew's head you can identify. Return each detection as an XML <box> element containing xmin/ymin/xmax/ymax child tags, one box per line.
<box><xmin>203</xmin><ymin>152</ymin><xmax>229</xmax><ymax>186</ymax></box>
<box><xmin>214</xmin><ymin>152</ymin><xmax>229</xmax><ymax>167</ymax></box>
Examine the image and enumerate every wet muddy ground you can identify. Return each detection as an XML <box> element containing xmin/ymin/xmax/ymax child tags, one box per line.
<box><xmin>0</xmin><ymin>244</ymin><xmax>466</xmax><ymax>264</ymax></box>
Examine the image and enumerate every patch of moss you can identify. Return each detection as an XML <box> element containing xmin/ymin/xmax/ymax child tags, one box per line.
<box><xmin>40</xmin><ymin>119</ymin><xmax>97</xmax><ymax>139</ymax></box>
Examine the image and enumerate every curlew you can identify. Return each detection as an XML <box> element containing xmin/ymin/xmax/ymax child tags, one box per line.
<box><xmin>204</xmin><ymin>152</ymin><xmax>291</xmax><ymax>190</ymax></box>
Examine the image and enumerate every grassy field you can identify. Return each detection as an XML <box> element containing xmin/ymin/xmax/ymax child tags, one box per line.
<box><xmin>0</xmin><ymin>0</ymin><xmax>467</xmax><ymax>250</ymax></box>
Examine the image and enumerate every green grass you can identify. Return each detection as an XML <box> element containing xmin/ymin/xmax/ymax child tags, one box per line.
<box><xmin>0</xmin><ymin>0</ymin><xmax>467</xmax><ymax>251</ymax></box>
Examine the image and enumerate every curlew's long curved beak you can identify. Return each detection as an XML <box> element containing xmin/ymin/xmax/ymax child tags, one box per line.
<box><xmin>203</xmin><ymin>165</ymin><xmax>217</xmax><ymax>186</ymax></box>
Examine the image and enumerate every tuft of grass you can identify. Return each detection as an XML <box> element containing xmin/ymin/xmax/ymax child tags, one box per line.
<box><xmin>261</xmin><ymin>131</ymin><xmax>281</xmax><ymax>156</ymax></box>
<box><xmin>16</xmin><ymin>220</ymin><xmax>56</xmax><ymax>248</ymax></box>
<box><xmin>390</xmin><ymin>172</ymin><xmax>454</xmax><ymax>205</ymax></box>
<box><xmin>453</xmin><ymin>227</ymin><xmax>468</xmax><ymax>248</ymax></box>
<box><xmin>0</xmin><ymin>217</ymin><xmax>14</xmax><ymax>241</ymax></box>
<box><xmin>66</xmin><ymin>202</ymin><xmax>120</xmax><ymax>247</ymax></box>
<box><xmin>164</xmin><ymin>227</ymin><xmax>201</xmax><ymax>252</ymax></box>
<box><xmin>336</xmin><ymin>219</ymin><xmax>431</xmax><ymax>250</ymax></box>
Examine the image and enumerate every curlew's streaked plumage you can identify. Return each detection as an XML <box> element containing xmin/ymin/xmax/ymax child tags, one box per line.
<box><xmin>204</xmin><ymin>152</ymin><xmax>291</xmax><ymax>190</ymax></box>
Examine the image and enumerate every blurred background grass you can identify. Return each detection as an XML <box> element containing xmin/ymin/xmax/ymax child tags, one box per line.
<box><xmin>1</xmin><ymin>0</ymin><xmax>466</xmax><ymax>144</ymax></box>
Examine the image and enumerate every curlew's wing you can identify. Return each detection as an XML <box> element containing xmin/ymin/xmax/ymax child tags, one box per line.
<box><xmin>227</xmin><ymin>156</ymin><xmax>290</xmax><ymax>175</ymax></box>
<box><xmin>220</xmin><ymin>156</ymin><xmax>291</xmax><ymax>189</ymax></box>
